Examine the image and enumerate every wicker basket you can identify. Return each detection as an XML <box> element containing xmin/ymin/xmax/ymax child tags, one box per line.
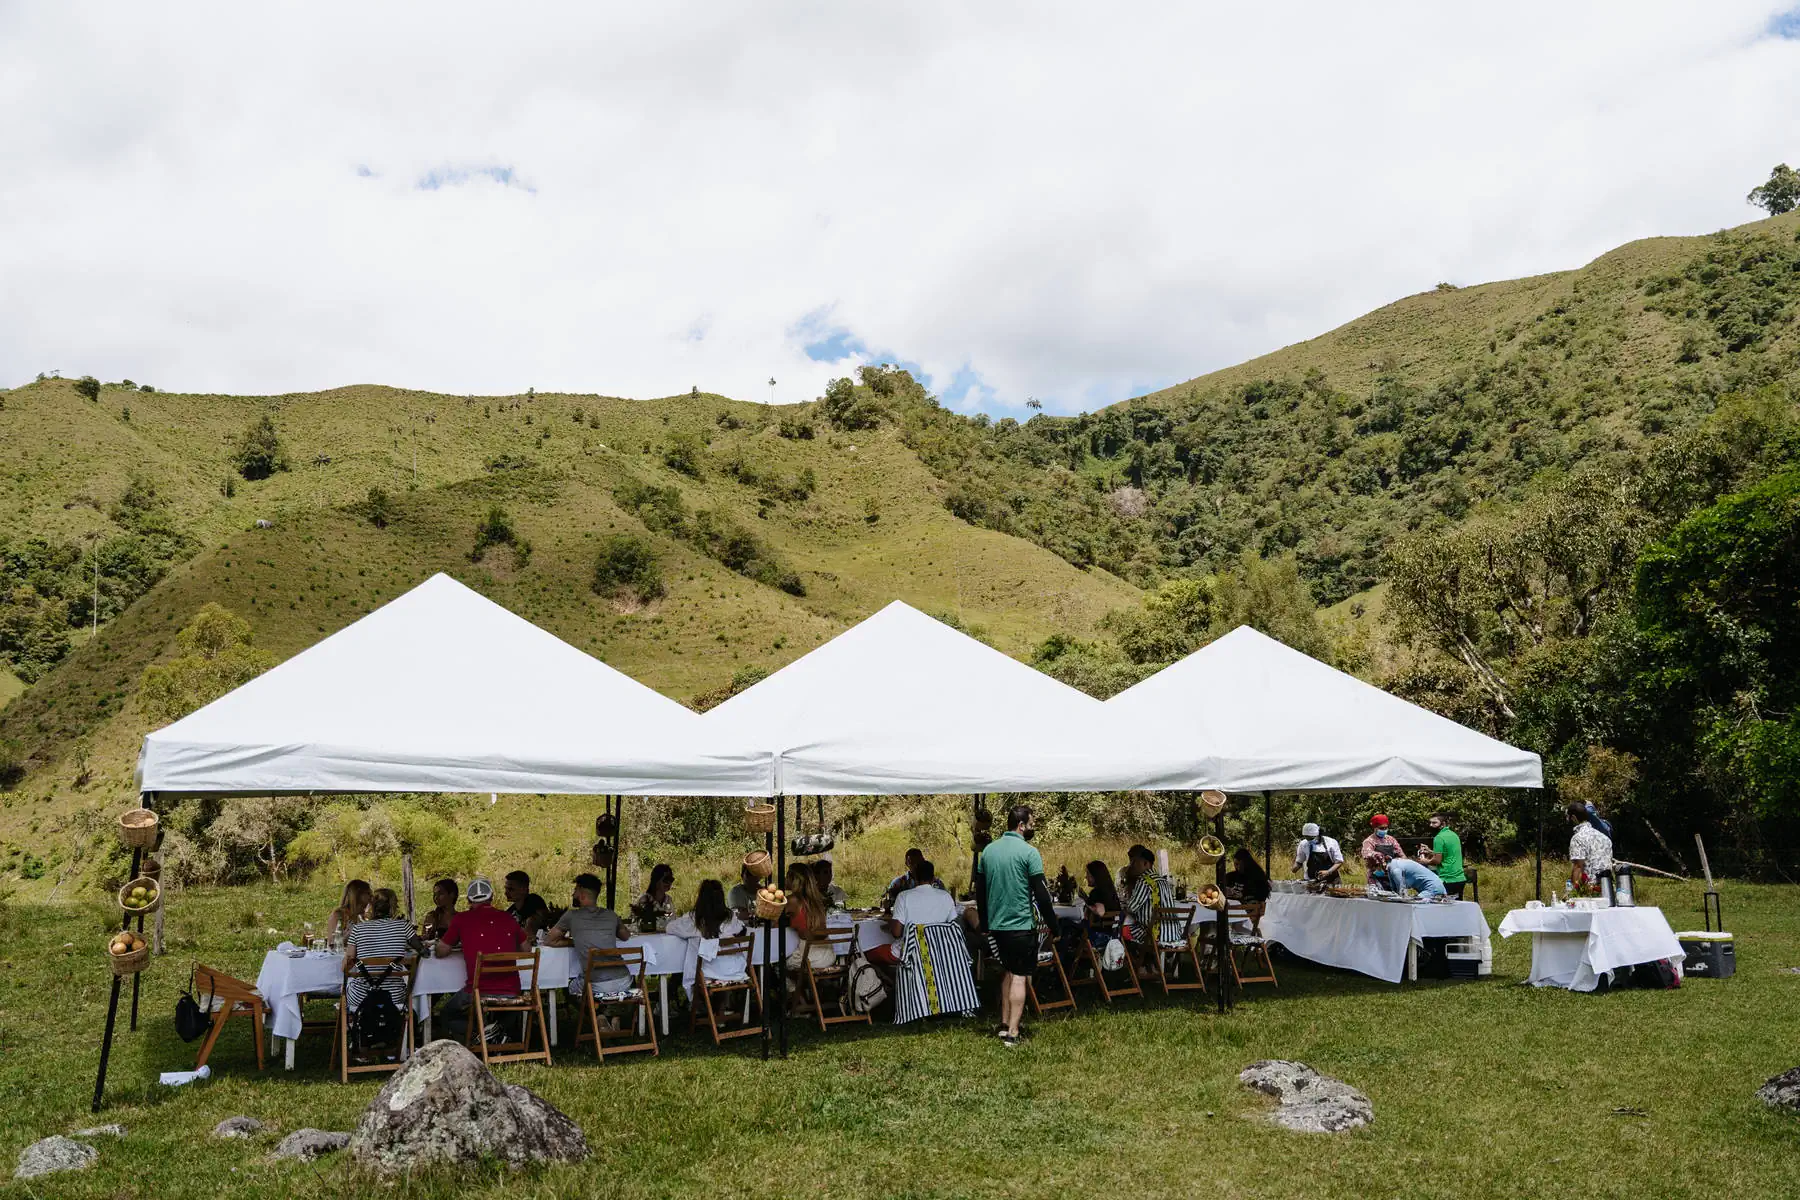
<box><xmin>754</xmin><ymin>892</ymin><xmax>786</xmax><ymax>922</ymax></box>
<box><xmin>1199</xmin><ymin>790</ymin><xmax>1228</xmax><ymax>819</ymax></box>
<box><xmin>743</xmin><ymin>803</ymin><xmax>777</xmax><ymax>835</ymax></box>
<box><xmin>743</xmin><ymin>850</ymin><xmax>773</xmax><ymax>881</ymax></box>
<box><xmin>140</xmin><ymin>857</ymin><xmax>162</xmax><ymax>881</ymax></box>
<box><xmin>590</xmin><ymin>840</ymin><xmax>616</xmax><ymax>868</ymax></box>
<box><xmin>1195</xmin><ymin>835</ymin><xmax>1226</xmax><ymax>865</ymax></box>
<box><xmin>108</xmin><ymin>943</ymin><xmax>151</xmax><ymax>976</ymax></box>
<box><xmin>118</xmin><ymin>808</ymin><xmax>160</xmax><ymax>850</ymax></box>
<box><xmin>117</xmin><ymin>876</ymin><xmax>162</xmax><ymax>916</ymax></box>
<box><xmin>1196</xmin><ymin>884</ymin><xmax>1227</xmax><ymax>912</ymax></box>
<box><xmin>594</xmin><ymin>813</ymin><xmax>617</xmax><ymax>839</ymax></box>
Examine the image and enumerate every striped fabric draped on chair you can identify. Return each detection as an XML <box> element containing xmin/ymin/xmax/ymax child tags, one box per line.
<box><xmin>895</xmin><ymin>922</ymin><xmax>980</xmax><ymax>1024</ymax></box>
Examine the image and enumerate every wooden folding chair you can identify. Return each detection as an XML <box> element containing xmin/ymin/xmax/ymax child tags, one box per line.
<box><xmin>1076</xmin><ymin>912</ymin><xmax>1143</xmax><ymax>1003</ymax></box>
<box><xmin>1148</xmin><ymin>904</ymin><xmax>1207</xmax><ymax>995</ymax></box>
<box><xmin>689</xmin><ymin>935</ymin><xmax>763</xmax><ymax>1045</ymax></box>
<box><xmin>1227</xmin><ymin>903</ymin><xmax>1278</xmax><ymax>988</ymax></box>
<box><xmin>797</xmin><ymin>927</ymin><xmax>871</xmax><ymax>1033</ymax></box>
<box><xmin>330</xmin><ymin>955</ymin><xmax>417</xmax><ymax>1083</ymax></box>
<box><xmin>1027</xmin><ymin>925</ymin><xmax>1077</xmax><ymax>1016</ymax></box>
<box><xmin>576</xmin><ymin>947</ymin><xmax>658</xmax><ymax>1062</ymax></box>
<box><xmin>465</xmin><ymin>949</ymin><xmax>551</xmax><ymax>1066</ymax></box>
<box><xmin>192</xmin><ymin>964</ymin><xmax>266</xmax><ymax>1070</ymax></box>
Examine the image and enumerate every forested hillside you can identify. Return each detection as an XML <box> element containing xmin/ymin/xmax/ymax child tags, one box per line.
<box><xmin>3</xmin><ymin>209</ymin><xmax>1798</xmax><ymax>888</ymax></box>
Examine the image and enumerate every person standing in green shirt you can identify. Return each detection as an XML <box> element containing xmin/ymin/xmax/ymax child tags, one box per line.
<box><xmin>1416</xmin><ymin>812</ymin><xmax>1467</xmax><ymax>899</ymax></box>
<box><xmin>975</xmin><ymin>804</ymin><xmax>1060</xmax><ymax>1048</ymax></box>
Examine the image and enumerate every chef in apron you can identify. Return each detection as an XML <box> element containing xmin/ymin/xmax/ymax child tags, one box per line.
<box><xmin>1291</xmin><ymin>822</ymin><xmax>1344</xmax><ymax>884</ymax></box>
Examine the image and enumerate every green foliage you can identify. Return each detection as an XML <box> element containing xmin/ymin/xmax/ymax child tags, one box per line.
<box><xmin>691</xmin><ymin>664</ymin><xmax>770</xmax><ymax>712</ymax></box>
<box><xmin>233</xmin><ymin>413</ymin><xmax>290</xmax><ymax>481</ymax></box>
<box><xmin>357</xmin><ymin>486</ymin><xmax>395</xmax><ymax>529</ymax></box>
<box><xmin>614</xmin><ymin>480</ymin><xmax>690</xmax><ymax>536</ymax></box>
<box><xmin>818</xmin><ymin>373</ymin><xmax>887</xmax><ymax>430</ymax></box>
<box><xmin>158</xmin><ymin>795</ymin><xmax>313</xmax><ymax>885</ymax></box>
<box><xmin>592</xmin><ymin>534</ymin><xmax>665</xmax><ymax>603</ymax></box>
<box><xmin>287</xmin><ymin>799</ymin><xmax>481</xmax><ymax>881</ymax></box>
<box><xmin>1746</xmin><ymin>163</ymin><xmax>1800</xmax><ymax>217</ymax></box>
<box><xmin>614</xmin><ymin>478</ymin><xmax>802</xmax><ymax>595</ymax></box>
<box><xmin>73</xmin><ymin>376</ymin><xmax>100</xmax><ymax>402</ymax></box>
<box><xmin>483</xmin><ymin>452</ymin><xmax>533</xmax><ymax>471</ymax></box>
<box><xmin>137</xmin><ymin>602</ymin><xmax>277</xmax><ymax>723</ymax></box>
<box><xmin>1645</xmin><ymin>229</ymin><xmax>1800</xmax><ymax>353</ymax></box>
<box><xmin>718</xmin><ymin>453</ymin><xmax>815</xmax><ymax>504</ymax></box>
<box><xmin>662</xmin><ymin>431</ymin><xmax>706</xmax><ymax>477</ymax></box>
<box><xmin>777</xmin><ymin>414</ymin><xmax>815</xmax><ymax>440</ymax></box>
<box><xmin>1104</xmin><ymin>553</ymin><xmax>1329</xmax><ymax>666</ymax></box>
<box><xmin>470</xmin><ymin>505</ymin><xmax>531</xmax><ymax>567</ymax></box>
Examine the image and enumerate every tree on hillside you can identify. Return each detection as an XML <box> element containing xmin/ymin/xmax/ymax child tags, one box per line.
<box><xmin>592</xmin><ymin>534</ymin><xmax>665</xmax><ymax>603</ymax></box>
<box><xmin>73</xmin><ymin>375</ymin><xmax>100</xmax><ymax>402</ymax></box>
<box><xmin>1102</xmin><ymin>552</ymin><xmax>1329</xmax><ymax>667</ymax></box>
<box><xmin>358</xmin><ymin>486</ymin><xmax>395</xmax><ymax>529</ymax></box>
<box><xmin>1747</xmin><ymin>163</ymin><xmax>1799</xmax><ymax>216</ymax></box>
<box><xmin>138</xmin><ymin>603</ymin><xmax>277</xmax><ymax>723</ymax></box>
<box><xmin>234</xmin><ymin>413</ymin><xmax>291</xmax><ymax>481</ymax></box>
<box><xmin>470</xmin><ymin>505</ymin><xmax>532</xmax><ymax>567</ymax></box>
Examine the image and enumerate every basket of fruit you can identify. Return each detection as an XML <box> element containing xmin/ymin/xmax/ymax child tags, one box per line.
<box><xmin>1196</xmin><ymin>883</ymin><xmax>1227</xmax><ymax>911</ymax></box>
<box><xmin>743</xmin><ymin>849</ymin><xmax>773</xmax><ymax>881</ymax></box>
<box><xmin>118</xmin><ymin>876</ymin><xmax>161</xmax><ymax>916</ymax></box>
<box><xmin>743</xmin><ymin>803</ymin><xmax>777</xmax><ymax>835</ymax></box>
<box><xmin>108</xmin><ymin>930</ymin><xmax>150</xmax><ymax>975</ymax></box>
<box><xmin>1199</xmin><ymin>790</ymin><xmax>1228</xmax><ymax>819</ymax></box>
<box><xmin>118</xmin><ymin>807</ymin><xmax>160</xmax><ymax>850</ymax></box>
<box><xmin>754</xmin><ymin>885</ymin><xmax>787</xmax><ymax>922</ymax></box>
<box><xmin>1195</xmin><ymin>834</ymin><xmax>1226</xmax><ymax>865</ymax></box>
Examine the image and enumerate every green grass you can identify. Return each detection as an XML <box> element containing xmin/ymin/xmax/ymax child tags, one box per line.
<box><xmin>2</xmin><ymin>860</ymin><xmax>1795</xmax><ymax>1199</ymax></box>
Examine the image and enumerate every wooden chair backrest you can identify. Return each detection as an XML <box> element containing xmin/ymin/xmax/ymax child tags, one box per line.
<box><xmin>194</xmin><ymin>964</ymin><xmax>259</xmax><ymax>1005</ymax></box>
<box><xmin>340</xmin><ymin>954</ymin><xmax>416</xmax><ymax>995</ymax></box>
<box><xmin>810</xmin><ymin>926</ymin><xmax>859</xmax><ymax>954</ymax></box>
<box><xmin>587</xmin><ymin>945</ymin><xmax>647</xmax><ymax>982</ymax></box>
<box><xmin>1153</xmin><ymin>904</ymin><xmax>1196</xmax><ymax>940</ymax></box>
<box><xmin>472</xmin><ymin>949</ymin><xmax>538</xmax><ymax>992</ymax></box>
<box><xmin>705</xmin><ymin>935</ymin><xmax>753</xmax><ymax>978</ymax></box>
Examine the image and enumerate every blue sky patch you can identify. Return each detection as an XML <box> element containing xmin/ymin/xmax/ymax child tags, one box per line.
<box><xmin>1770</xmin><ymin>6</ymin><xmax>1800</xmax><ymax>38</ymax></box>
<box><xmin>415</xmin><ymin>165</ymin><xmax>536</xmax><ymax>193</ymax></box>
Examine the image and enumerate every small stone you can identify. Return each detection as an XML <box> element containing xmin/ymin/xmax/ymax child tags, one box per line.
<box><xmin>73</xmin><ymin>1124</ymin><xmax>126</xmax><ymax>1137</ymax></box>
<box><xmin>213</xmin><ymin>1116</ymin><xmax>264</xmax><ymax>1139</ymax></box>
<box><xmin>1239</xmin><ymin>1060</ymin><xmax>1374</xmax><ymax>1133</ymax></box>
<box><xmin>1757</xmin><ymin>1066</ymin><xmax>1800</xmax><ymax>1112</ymax></box>
<box><xmin>15</xmin><ymin>1136</ymin><xmax>99</xmax><ymax>1179</ymax></box>
<box><xmin>270</xmin><ymin>1130</ymin><xmax>349</xmax><ymax>1162</ymax></box>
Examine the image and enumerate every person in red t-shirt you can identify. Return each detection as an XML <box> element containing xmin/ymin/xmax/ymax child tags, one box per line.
<box><xmin>434</xmin><ymin>877</ymin><xmax>527</xmax><ymax>1041</ymax></box>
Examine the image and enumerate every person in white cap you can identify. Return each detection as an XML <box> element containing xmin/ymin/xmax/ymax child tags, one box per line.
<box><xmin>433</xmin><ymin>876</ymin><xmax>528</xmax><ymax>1041</ymax></box>
<box><xmin>1292</xmin><ymin>823</ymin><xmax>1344</xmax><ymax>883</ymax></box>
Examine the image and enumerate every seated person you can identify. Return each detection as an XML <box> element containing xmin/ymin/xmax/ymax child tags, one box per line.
<box><xmin>783</xmin><ymin>865</ymin><xmax>838</xmax><ymax>972</ymax></box>
<box><xmin>885</xmin><ymin>848</ymin><xmax>926</xmax><ymax>908</ymax></box>
<box><xmin>814</xmin><ymin>859</ymin><xmax>849</xmax><ymax>909</ymax></box>
<box><xmin>1360</xmin><ymin>814</ymin><xmax>1406</xmax><ymax>878</ymax></box>
<box><xmin>1293</xmin><ymin>822</ymin><xmax>1345</xmax><ymax>884</ymax></box>
<box><xmin>1223</xmin><ymin>848</ymin><xmax>1271</xmax><ymax>904</ymax></box>
<box><xmin>343</xmin><ymin>887</ymin><xmax>415</xmax><ymax>1027</ymax></box>
<box><xmin>1382</xmin><ymin>855</ymin><xmax>1447</xmax><ymax>898</ymax></box>
<box><xmin>434</xmin><ymin>878</ymin><xmax>528</xmax><ymax>1039</ymax></box>
<box><xmin>420</xmin><ymin>877</ymin><xmax>459</xmax><ymax>940</ymax></box>
<box><xmin>726</xmin><ymin>862</ymin><xmax>762</xmax><ymax>915</ymax></box>
<box><xmin>1055</xmin><ymin>860</ymin><xmax>1120</xmax><ymax>963</ymax></box>
<box><xmin>867</xmin><ymin>858</ymin><xmax>956</xmax><ymax>967</ymax></box>
<box><xmin>503</xmin><ymin>870</ymin><xmax>546</xmax><ymax>930</ymax></box>
<box><xmin>1118</xmin><ymin>844</ymin><xmax>1169</xmax><ymax>944</ymax></box>
<box><xmin>544</xmin><ymin>873</ymin><xmax>631</xmax><ymax>995</ymax></box>
<box><xmin>324</xmin><ymin>879</ymin><xmax>372</xmax><ymax>943</ymax></box>
<box><xmin>668</xmin><ymin>879</ymin><xmax>749</xmax><ymax>994</ymax></box>
<box><xmin>634</xmin><ymin>864</ymin><xmax>677</xmax><ymax>926</ymax></box>
<box><xmin>515</xmin><ymin>893</ymin><xmax>553</xmax><ymax>939</ymax></box>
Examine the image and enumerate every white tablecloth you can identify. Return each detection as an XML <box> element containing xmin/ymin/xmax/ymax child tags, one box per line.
<box><xmin>1497</xmin><ymin>905</ymin><xmax>1683</xmax><ymax>991</ymax></box>
<box><xmin>1259</xmin><ymin>893</ymin><xmax>1489</xmax><ymax>983</ymax></box>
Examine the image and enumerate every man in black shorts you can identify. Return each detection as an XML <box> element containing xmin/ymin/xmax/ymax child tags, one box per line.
<box><xmin>975</xmin><ymin>804</ymin><xmax>1060</xmax><ymax>1047</ymax></box>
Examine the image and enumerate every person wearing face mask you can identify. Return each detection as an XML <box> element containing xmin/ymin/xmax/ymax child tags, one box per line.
<box><xmin>1360</xmin><ymin>815</ymin><xmax>1406</xmax><ymax>884</ymax></box>
<box><xmin>1414</xmin><ymin>813</ymin><xmax>1467</xmax><ymax>899</ymax></box>
<box><xmin>1292</xmin><ymin>822</ymin><xmax>1344</xmax><ymax>884</ymax></box>
<box><xmin>975</xmin><ymin>804</ymin><xmax>1060</xmax><ymax>1048</ymax></box>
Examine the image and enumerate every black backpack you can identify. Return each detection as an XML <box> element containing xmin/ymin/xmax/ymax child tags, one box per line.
<box><xmin>353</xmin><ymin>963</ymin><xmax>404</xmax><ymax>1049</ymax></box>
<box><xmin>174</xmin><ymin>968</ymin><xmax>213</xmax><ymax>1043</ymax></box>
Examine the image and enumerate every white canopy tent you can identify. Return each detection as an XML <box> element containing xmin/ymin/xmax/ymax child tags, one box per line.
<box><xmin>136</xmin><ymin>573</ymin><xmax>773</xmax><ymax>797</ymax></box>
<box><xmin>1106</xmin><ymin>625</ymin><xmax>1542</xmax><ymax>791</ymax></box>
<box><xmin>703</xmin><ymin>601</ymin><xmax>1215</xmax><ymax>795</ymax></box>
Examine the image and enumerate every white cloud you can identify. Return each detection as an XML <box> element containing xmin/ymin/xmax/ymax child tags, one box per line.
<box><xmin>1</xmin><ymin>1</ymin><xmax>1796</xmax><ymax>414</ymax></box>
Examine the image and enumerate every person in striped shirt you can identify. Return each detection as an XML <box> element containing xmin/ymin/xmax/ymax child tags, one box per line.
<box><xmin>344</xmin><ymin>887</ymin><xmax>414</xmax><ymax>1013</ymax></box>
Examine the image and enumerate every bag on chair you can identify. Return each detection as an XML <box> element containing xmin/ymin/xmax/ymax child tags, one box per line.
<box><xmin>1101</xmin><ymin>938</ymin><xmax>1127</xmax><ymax>973</ymax></box>
<box><xmin>174</xmin><ymin>967</ymin><xmax>212</xmax><ymax>1043</ymax></box>
<box><xmin>353</xmin><ymin>962</ymin><xmax>405</xmax><ymax>1049</ymax></box>
<box><xmin>848</xmin><ymin>951</ymin><xmax>888</xmax><ymax>1014</ymax></box>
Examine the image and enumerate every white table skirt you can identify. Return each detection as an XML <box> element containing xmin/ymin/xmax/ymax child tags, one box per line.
<box><xmin>1497</xmin><ymin>905</ymin><xmax>1683</xmax><ymax>991</ymax></box>
<box><xmin>1259</xmin><ymin>893</ymin><xmax>1489</xmax><ymax>983</ymax></box>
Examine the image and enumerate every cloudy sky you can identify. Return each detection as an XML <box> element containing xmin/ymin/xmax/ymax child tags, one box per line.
<box><xmin>3</xmin><ymin>3</ymin><xmax>1798</xmax><ymax>416</ymax></box>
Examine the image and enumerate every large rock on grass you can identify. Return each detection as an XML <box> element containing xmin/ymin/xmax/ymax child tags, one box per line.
<box><xmin>1240</xmin><ymin>1060</ymin><xmax>1373</xmax><ymax>1133</ymax></box>
<box><xmin>15</xmin><ymin>1136</ymin><xmax>98</xmax><ymax>1179</ymax></box>
<box><xmin>1758</xmin><ymin>1067</ymin><xmax>1800</xmax><ymax>1112</ymax></box>
<box><xmin>348</xmin><ymin>1040</ymin><xmax>588</xmax><ymax>1174</ymax></box>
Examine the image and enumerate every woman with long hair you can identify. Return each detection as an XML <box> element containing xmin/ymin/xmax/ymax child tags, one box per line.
<box><xmin>1225</xmin><ymin>848</ymin><xmax>1271</xmax><ymax>903</ymax></box>
<box><xmin>634</xmin><ymin>863</ymin><xmax>676</xmax><ymax>927</ymax></box>
<box><xmin>1078</xmin><ymin>860</ymin><xmax>1122</xmax><ymax>953</ymax></box>
<box><xmin>669</xmin><ymin>878</ymin><xmax>742</xmax><ymax>941</ymax></box>
<box><xmin>784</xmin><ymin>863</ymin><xmax>837</xmax><ymax>971</ymax></box>
<box><xmin>343</xmin><ymin>887</ymin><xmax>413</xmax><ymax>1020</ymax></box>
<box><xmin>325</xmin><ymin>879</ymin><xmax>372</xmax><ymax>942</ymax></box>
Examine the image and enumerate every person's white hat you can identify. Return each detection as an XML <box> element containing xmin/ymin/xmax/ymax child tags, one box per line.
<box><xmin>1301</xmin><ymin>822</ymin><xmax>1321</xmax><ymax>838</ymax></box>
<box><xmin>467</xmin><ymin>877</ymin><xmax>494</xmax><ymax>903</ymax></box>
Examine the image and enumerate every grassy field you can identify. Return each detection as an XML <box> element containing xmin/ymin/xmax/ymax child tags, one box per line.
<box><xmin>3</xmin><ymin>857</ymin><xmax>1795</xmax><ymax>1199</ymax></box>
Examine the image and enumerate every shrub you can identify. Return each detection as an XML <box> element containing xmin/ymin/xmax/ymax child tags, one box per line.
<box><xmin>234</xmin><ymin>413</ymin><xmax>290</xmax><ymax>480</ymax></box>
<box><xmin>359</xmin><ymin>486</ymin><xmax>394</xmax><ymax>528</ymax></box>
<box><xmin>470</xmin><ymin>505</ymin><xmax>531</xmax><ymax>567</ymax></box>
<box><xmin>73</xmin><ymin>376</ymin><xmax>100</xmax><ymax>402</ymax></box>
<box><xmin>818</xmin><ymin>376</ymin><xmax>886</xmax><ymax>430</ymax></box>
<box><xmin>614</xmin><ymin>481</ymin><xmax>689</xmax><ymax>536</ymax></box>
<box><xmin>483</xmin><ymin>452</ymin><xmax>533</xmax><ymax>471</ymax></box>
<box><xmin>663</xmin><ymin>431</ymin><xmax>706</xmax><ymax>477</ymax></box>
<box><xmin>777</xmin><ymin>416</ymin><xmax>814</xmax><ymax>440</ymax></box>
<box><xmin>592</xmin><ymin>534</ymin><xmax>665</xmax><ymax>602</ymax></box>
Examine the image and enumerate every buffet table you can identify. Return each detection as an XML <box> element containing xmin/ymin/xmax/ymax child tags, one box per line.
<box><xmin>1496</xmin><ymin>905</ymin><xmax>1683</xmax><ymax>992</ymax></box>
<box><xmin>1259</xmin><ymin>892</ymin><xmax>1489</xmax><ymax>983</ymax></box>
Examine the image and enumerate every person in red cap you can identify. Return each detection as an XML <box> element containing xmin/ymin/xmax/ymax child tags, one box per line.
<box><xmin>1360</xmin><ymin>814</ymin><xmax>1406</xmax><ymax>882</ymax></box>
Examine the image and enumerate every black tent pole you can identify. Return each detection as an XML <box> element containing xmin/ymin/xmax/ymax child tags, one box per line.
<box><xmin>1214</xmin><ymin>810</ymin><xmax>1229</xmax><ymax>1013</ymax></box>
<box><xmin>1534</xmin><ymin>788</ymin><xmax>1544</xmax><ymax>902</ymax></box>
<box><xmin>128</xmin><ymin>791</ymin><xmax>156</xmax><ymax>1032</ymax></box>
<box><xmin>611</xmin><ymin>796</ymin><xmax>625</xmax><ymax>912</ymax></box>
<box><xmin>1262</xmin><ymin>791</ymin><xmax>1273</xmax><ymax>875</ymax></box>
<box><xmin>775</xmin><ymin>796</ymin><xmax>788</xmax><ymax>1058</ymax></box>
<box><xmin>93</xmin><ymin>792</ymin><xmax>148</xmax><ymax>1112</ymax></box>
<box><xmin>760</xmin><ymin>811</ymin><xmax>773</xmax><ymax>1062</ymax></box>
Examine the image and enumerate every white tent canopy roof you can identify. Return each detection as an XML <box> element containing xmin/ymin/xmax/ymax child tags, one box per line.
<box><xmin>137</xmin><ymin>573</ymin><xmax>773</xmax><ymax>797</ymax></box>
<box><xmin>1107</xmin><ymin>625</ymin><xmax>1542</xmax><ymax>791</ymax></box>
<box><xmin>704</xmin><ymin>601</ymin><xmax>1203</xmax><ymax>795</ymax></box>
